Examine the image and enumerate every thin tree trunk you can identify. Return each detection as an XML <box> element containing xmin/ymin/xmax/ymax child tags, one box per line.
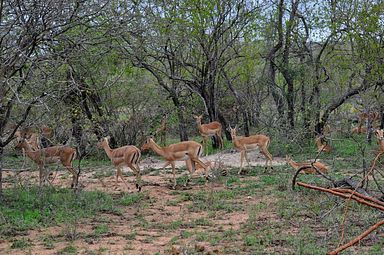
<box><xmin>0</xmin><ymin>147</ymin><xmax>3</xmax><ymax>201</ymax></box>
<box><xmin>171</xmin><ymin>97</ymin><xmax>188</xmax><ymax>141</ymax></box>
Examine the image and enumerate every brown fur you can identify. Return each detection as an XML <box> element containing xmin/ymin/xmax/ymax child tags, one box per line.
<box><xmin>229</xmin><ymin>127</ymin><xmax>273</xmax><ymax>174</ymax></box>
<box><xmin>15</xmin><ymin>139</ymin><xmax>77</xmax><ymax>187</ymax></box>
<box><xmin>286</xmin><ymin>155</ymin><xmax>328</xmax><ymax>174</ymax></box>
<box><xmin>97</xmin><ymin>137</ymin><xmax>142</xmax><ymax>191</ymax></box>
<box><xmin>194</xmin><ymin>115</ymin><xmax>223</xmax><ymax>155</ymax></box>
<box><xmin>141</xmin><ymin>138</ymin><xmax>207</xmax><ymax>188</ymax></box>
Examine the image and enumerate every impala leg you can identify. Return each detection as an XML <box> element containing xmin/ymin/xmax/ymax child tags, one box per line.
<box><xmin>185</xmin><ymin>159</ymin><xmax>193</xmax><ymax>186</ymax></box>
<box><xmin>238</xmin><ymin>151</ymin><xmax>245</xmax><ymax>175</ymax></box>
<box><xmin>171</xmin><ymin>162</ymin><xmax>177</xmax><ymax>189</ymax></box>
<box><xmin>162</xmin><ymin>161</ymin><xmax>171</xmax><ymax>172</ymax></box>
<box><xmin>118</xmin><ymin>168</ymin><xmax>129</xmax><ymax>189</ymax></box>
<box><xmin>244</xmin><ymin>150</ymin><xmax>251</xmax><ymax>168</ymax></box>
<box><xmin>203</xmin><ymin>136</ymin><xmax>208</xmax><ymax>156</ymax></box>
<box><xmin>129</xmin><ymin>163</ymin><xmax>142</xmax><ymax>192</ymax></box>
<box><xmin>261</xmin><ymin>149</ymin><xmax>273</xmax><ymax>170</ymax></box>
<box><xmin>66</xmin><ymin>166</ymin><xmax>77</xmax><ymax>188</ymax></box>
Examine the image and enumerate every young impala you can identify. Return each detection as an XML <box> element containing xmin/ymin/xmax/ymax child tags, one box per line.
<box><xmin>194</xmin><ymin>115</ymin><xmax>223</xmax><ymax>155</ymax></box>
<box><xmin>15</xmin><ymin>138</ymin><xmax>78</xmax><ymax>187</ymax></box>
<box><xmin>286</xmin><ymin>155</ymin><xmax>329</xmax><ymax>174</ymax></box>
<box><xmin>97</xmin><ymin>137</ymin><xmax>142</xmax><ymax>191</ymax></box>
<box><xmin>229</xmin><ymin>126</ymin><xmax>273</xmax><ymax>174</ymax></box>
<box><xmin>141</xmin><ymin>137</ymin><xmax>207</xmax><ymax>189</ymax></box>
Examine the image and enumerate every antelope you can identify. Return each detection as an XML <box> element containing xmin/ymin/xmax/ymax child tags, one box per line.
<box><xmin>285</xmin><ymin>155</ymin><xmax>329</xmax><ymax>174</ymax></box>
<box><xmin>15</xmin><ymin>138</ymin><xmax>78</xmax><ymax>187</ymax></box>
<box><xmin>351</xmin><ymin>126</ymin><xmax>367</xmax><ymax>134</ymax></box>
<box><xmin>375</xmin><ymin>129</ymin><xmax>384</xmax><ymax>153</ymax></box>
<box><xmin>229</xmin><ymin>126</ymin><xmax>273</xmax><ymax>174</ymax></box>
<box><xmin>97</xmin><ymin>137</ymin><xmax>142</xmax><ymax>191</ymax></box>
<box><xmin>141</xmin><ymin>137</ymin><xmax>207</xmax><ymax>188</ymax></box>
<box><xmin>315</xmin><ymin>135</ymin><xmax>332</xmax><ymax>153</ymax></box>
<box><xmin>194</xmin><ymin>115</ymin><xmax>223</xmax><ymax>155</ymax></box>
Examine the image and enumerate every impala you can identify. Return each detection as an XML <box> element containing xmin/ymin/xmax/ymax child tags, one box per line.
<box><xmin>351</xmin><ymin>125</ymin><xmax>367</xmax><ymax>134</ymax></box>
<box><xmin>375</xmin><ymin>129</ymin><xmax>384</xmax><ymax>153</ymax></box>
<box><xmin>194</xmin><ymin>115</ymin><xmax>223</xmax><ymax>155</ymax></box>
<box><xmin>97</xmin><ymin>137</ymin><xmax>142</xmax><ymax>191</ymax></box>
<box><xmin>315</xmin><ymin>135</ymin><xmax>332</xmax><ymax>153</ymax></box>
<box><xmin>141</xmin><ymin>137</ymin><xmax>207</xmax><ymax>188</ymax></box>
<box><xmin>286</xmin><ymin>155</ymin><xmax>329</xmax><ymax>174</ymax></box>
<box><xmin>15</xmin><ymin>138</ymin><xmax>78</xmax><ymax>187</ymax></box>
<box><xmin>229</xmin><ymin>126</ymin><xmax>273</xmax><ymax>174</ymax></box>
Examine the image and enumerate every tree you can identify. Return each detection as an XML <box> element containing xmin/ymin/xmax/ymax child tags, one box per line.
<box><xmin>0</xmin><ymin>0</ymin><xmax>107</xmax><ymax>199</ymax></box>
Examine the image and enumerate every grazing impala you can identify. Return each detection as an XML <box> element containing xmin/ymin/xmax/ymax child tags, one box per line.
<box><xmin>375</xmin><ymin>129</ymin><xmax>384</xmax><ymax>153</ymax></box>
<box><xmin>15</xmin><ymin>138</ymin><xmax>78</xmax><ymax>187</ymax></box>
<box><xmin>97</xmin><ymin>137</ymin><xmax>142</xmax><ymax>191</ymax></box>
<box><xmin>194</xmin><ymin>115</ymin><xmax>223</xmax><ymax>155</ymax></box>
<box><xmin>141</xmin><ymin>137</ymin><xmax>207</xmax><ymax>188</ymax></box>
<box><xmin>315</xmin><ymin>135</ymin><xmax>332</xmax><ymax>153</ymax></box>
<box><xmin>285</xmin><ymin>155</ymin><xmax>329</xmax><ymax>174</ymax></box>
<box><xmin>229</xmin><ymin>127</ymin><xmax>273</xmax><ymax>174</ymax></box>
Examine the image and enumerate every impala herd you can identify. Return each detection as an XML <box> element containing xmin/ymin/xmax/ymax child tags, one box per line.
<box><xmin>12</xmin><ymin>112</ymin><xmax>384</xmax><ymax>191</ymax></box>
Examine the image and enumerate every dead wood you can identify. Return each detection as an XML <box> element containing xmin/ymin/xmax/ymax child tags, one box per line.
<box><xmin>334</xmin><ymin>178</ymin><xmax>371</xmax><ymax>197</ymax></box>
<box><xmin>327</xmin><ymin>219</ymin><xmax>384</xmax><ymax>255</ymax></box>
<box><xmin>296</xmin><ymin>182</ymin><xmax>384</xmax><ymax>211</ymax></box>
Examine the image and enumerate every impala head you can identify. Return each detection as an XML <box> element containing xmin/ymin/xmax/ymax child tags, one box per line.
<box><xmin>141</xmin><ymin>137</ymin><xmax>154</xmax><ymax>151</ymax></box>
<box><xmin>228</xmin><ymin>125</ymin><xmax>238</xmax><ymax>140</ymax></box>
<box><xmin>376</xmin><ymin>129</ymin><xmax>384</xmax><ymax>140</ymax></box>
<box><xmin>97</xmin><ymin>136</ymin><xmax>110</xmax><ymax>149</ymax></box>
<box><xmin>193</xmin><ymin>115</ymin><xmax>203</xmax><ymax>123</ymax></box>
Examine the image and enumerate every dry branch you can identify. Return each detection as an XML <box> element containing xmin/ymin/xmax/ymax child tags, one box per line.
<box><xmin>294</xmin><ymin>181</ymin><xmax>384</xmax><ymax>254</ymax></box>
<box><xmin>327</xmin><ymin>219</ymin><xmax>384</xmax><ymax>255</ymax></box>
<box><xmin>296</xmin><ymin>182</ymin><xmax>384</xmax><ymax>211</ymax></box>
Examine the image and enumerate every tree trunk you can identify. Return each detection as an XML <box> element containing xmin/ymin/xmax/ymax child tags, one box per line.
<box><xmin>0</xmin><ymin>146</ymin><xmax>3</xmax><ymax>201</ymax></box>
<box><xmin>171</xmin><ymin>97</ymin><xmax>188</xmax><ymax>141</ymax></box>
<box><xmin>268</xmin><ymin>61</ymin><xmax>285</xmax><ymax>122</ymax></box>
<box><xmin>218</xmin><ymin>111</ymin><xmax>231</xmax><ymax>141</ymax></box>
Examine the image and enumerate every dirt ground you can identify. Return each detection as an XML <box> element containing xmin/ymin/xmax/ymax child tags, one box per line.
<box><xmin>0</xmin><ymin>151</ymin><xmax>362</xmax><ymax>255</ymax></box>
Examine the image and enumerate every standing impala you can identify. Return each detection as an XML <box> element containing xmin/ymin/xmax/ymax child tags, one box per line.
<box><xmin>229</xmin><ymin>126</ymin><xmax>273</xmax><ymax>174</ymax></box>
<box><xmin>97</xmin><ymin>137</ymin><xmax>142</xmax><ymax>191</ymax></box>
<box><xmin>194</xmin><ymin>115</ymin><xmax>223</xmax><ymax>155</ymax></box>
<box><xmin>15</xmin><ymin>138</ymin><xmax>78</xmax><ymax>187</ymax></box>
<box><xmin>141</xmin><ymin>137</ymin><xmax>207</xmax><ymax>189</ymax></box>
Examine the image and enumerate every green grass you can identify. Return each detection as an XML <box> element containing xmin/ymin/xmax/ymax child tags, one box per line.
<box><xmin>0</xmin><ymin>187</ymin><xmax>117</xmax><ymax>236</ymax></box>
